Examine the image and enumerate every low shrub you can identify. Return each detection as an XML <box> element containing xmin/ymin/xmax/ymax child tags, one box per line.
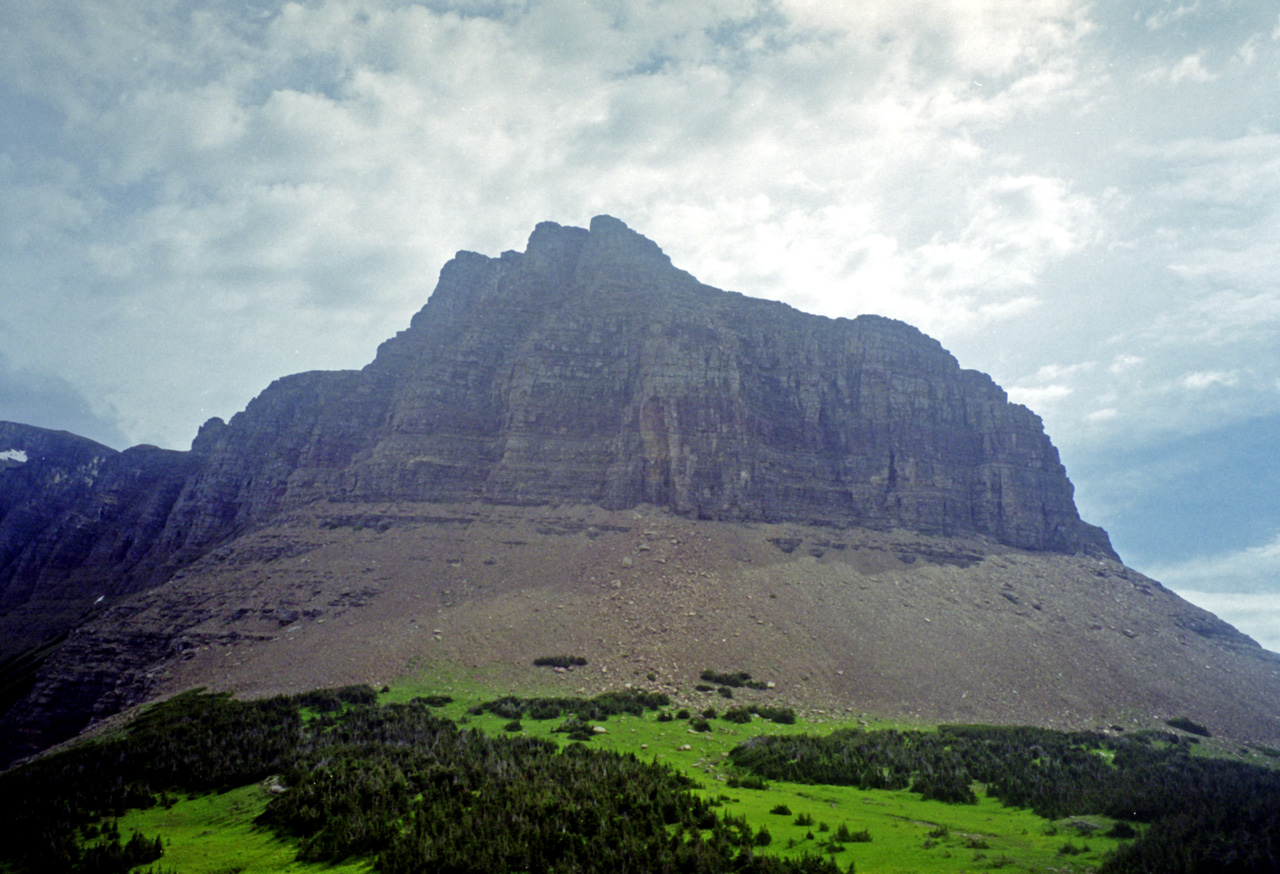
<box><xmin>750</xmin><ymin>706</ymin><xmax>796</xmax><ymax>725</ymax></box>
<box><xmin>1165</xmin><ymin>716</ymin><xmax>1212</xmax><ymax>737</ymax></box>
<box><xmin>533</xmin><ymin>655</ymin><xmax>588</xmax><ymax>669</ymax></box>
<box><xmin>527</xmin><ymin>700</ymin><xmax>562</xmax><ymax>720</ymax></box>
<box><xmin>1106</xmin><ymin>822</ymin><xmax>1137</xmax><ymax>839</ymax></box>
<box><xmin>552</xmin><ymin>716</ymin><xmax>596</xmax><ymax>742</ymax></box>
<box><xmin>486</xmin><ymin>697</ymin><xmax>525</xmax><ymax>721</ymax></box>
<box><xmin>700</xmin><ymin>669</ymin><xmax>768</xmax><ymax>690</ymax></box>
<box><xmin>835</xmin><ymin>823</ymin><xmax>871</xmax><ymax>843</ymax></box>
<box><xmin>410</xmin><ymin>695</ymin><xmax>454</xmax><ymax>708</ymax></box>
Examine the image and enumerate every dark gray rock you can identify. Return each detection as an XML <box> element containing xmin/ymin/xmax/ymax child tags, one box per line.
<box><xmin>165</xmin><ymin>215</ymin><xmax>1114</xmax><ymax>558</ymax></box>
<box><xmin>0</xmin><ymin>423</ymin><xmax>202</xmax><ymax>658</ymax></box>
<box><xmin>1</xmin><ymin>216</ymin><xmax>1114</xmax><ymax>659</ymax></box>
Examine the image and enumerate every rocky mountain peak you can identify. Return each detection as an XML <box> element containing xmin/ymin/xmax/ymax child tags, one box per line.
<box><xmin>8</xmin><ymin>216</ymin><xmax>1280</xmax><ymax>770</ymax></box>
<box><xmin>2</xmin><ymin>217</ymin><xmax>1117</xmax><ymax>641</ymax></box>
<box><xmin>356</xmin><ymin>216</ymin><xmax>1115</xmax><ymax>559</ymax></box>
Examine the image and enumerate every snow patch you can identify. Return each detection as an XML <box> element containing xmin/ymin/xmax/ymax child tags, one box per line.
<box><xmin>0</xmin><ymin>449</ymin><xmax>28</xmax><ymax>464</ymax></box>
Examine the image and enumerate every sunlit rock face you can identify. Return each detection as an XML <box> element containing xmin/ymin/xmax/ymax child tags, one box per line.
<box><xmin>173</xmin><ymin>215</ymin><xmax>1114</xmax><ymax>559</ymax></box>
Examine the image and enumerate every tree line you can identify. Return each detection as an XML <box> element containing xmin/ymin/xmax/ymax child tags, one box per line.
<box><xmin>0</xmin><ymin>686</ymin><xmax>849</xmax><ymax>874</ymax></box>
<box><xmin>729</xmin><ymin>723</ymin><xmax>1280</xmax><ymax>873</ymax></box>
<box><xmin>4</xmin><ymin>683</ymin><xmax>1278</xmax><ymax>874</ymax></box>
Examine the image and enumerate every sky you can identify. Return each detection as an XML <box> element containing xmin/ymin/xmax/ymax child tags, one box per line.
<box><xmin>1</xmin><ymin>0</ymin><xmax>1277</xmax><ymax>651</ymax></box>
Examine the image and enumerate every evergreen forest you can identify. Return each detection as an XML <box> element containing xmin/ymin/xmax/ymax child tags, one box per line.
<box><xmin>0</xmin><ymin>684</ymin><xmax>1276</xmax><ymax>874</ymax></box>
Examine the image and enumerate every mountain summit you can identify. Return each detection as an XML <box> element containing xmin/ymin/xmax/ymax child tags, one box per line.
<box><xmin>188</xmin><ymin>214</ymin><xmax>1114</xmax><ymax>554</ymax></box>
<box><xmin>1</xmin><ymin>216</ymin><xmax>1276</xmax><ymax>765</ymax></box>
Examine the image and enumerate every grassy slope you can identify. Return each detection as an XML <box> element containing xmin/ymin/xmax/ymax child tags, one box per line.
<box><xmin>445</xmin><ymin>704</ymin><xmax>1128</xmax><ymax>873</ymax></box>
<box><xmin>101</xmin><ymin>670</ymin><xmax>1147</xmax><ymax>874</ymax></box>
<box><xmin>111</xmin><ymin>786</ymin><xmax>371</xmax><ymax>874</ymax></box>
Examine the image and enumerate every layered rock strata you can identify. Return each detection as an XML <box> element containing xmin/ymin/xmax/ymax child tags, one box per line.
<box><xmin>208</xmin><ymin>217</ymin><xmax>1114</xmax><ymax>561</ymax></box>
<box><xmin>1</xmin><ymin>216</ymin><xmax>1114</xmax><ymax>662</ymax></box>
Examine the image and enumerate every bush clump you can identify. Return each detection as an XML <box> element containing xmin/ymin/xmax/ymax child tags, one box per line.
<box><xmin>1165</xmin><ymin>716</ymin><xmax>1212</xmax><ymax>737</ymax></box>
<box><xmin>750</xmin><ymin>705</ymin><xmax>796</xmax><ymax>725</ymax></box>
<box><xmin>699</xmin><ymin>669</ymin><xmax>770</xmax><ymax>690</ymax></box>
<box><xmin>835</xmin><ymin>823</ymin><xmax>871</xmax><ymax>843</ymax></box>
<box><xmin>477</xmin><ymin>689</ymin><xmax>669</xmax><ymax>724</ymax></box>
<box><xmin>410</xmin><ymin>695</ymin><xmax>454</xmax><ymax>708</ymax></box>
<box><xmin>533</xmin><ymin>655</ymin><xmax>588</xmax><ymax>669</ymax></box>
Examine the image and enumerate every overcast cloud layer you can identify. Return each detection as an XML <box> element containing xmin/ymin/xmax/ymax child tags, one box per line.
<box><xmin>1</xmin><ymin>1</ymin><xmax>1278</xmax><ymax>651</ymax></box>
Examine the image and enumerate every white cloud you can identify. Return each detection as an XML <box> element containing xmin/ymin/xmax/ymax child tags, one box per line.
<box><xmin>1167</xmin><ymin>53</ymin><xmax>1215</xmax><ymax>83</ymax></box>
<box><xmin>1144</xmin><ymin>2</ymin><xmax>1200</xmax><ymax>30</ymax></box>
<box><xmin>1007</xmin><ymin>383</ymin><xmax>1073</xmax><ymax>411</ymax></box>
<box><xmin>1175</xmin><ymin>590</ymin><xmax>1280</xmax><ymax>654</ymax></box>
<box><xmin>1238</xmin><ymin>34</ymin><xmax>1262</xmax><ymax>66</ymax></box>
<box><xmin>1030</xmin><ymin>362</ymin><xmax>1095</xmax><ymax>382</ymax></box>
<box><xmin>1148</xmin><ymin>532</ymin><xmax>1280</xmax><ymax>594</ymax></box>
<box><xmin>1109</xmin><ymin>354</ymin><xmax>1144</xmax><ymax>374</ymax></box>
<box><xmin>778</xmin><ymin>0</ymin><xmax>1090</xmax><ymax>80</ymax></box>
<box><xmin>916</xmin><ymin>175</ymin><xmax>1101</xmax><ymax>293</ymax></box>
<box><xmin>1180</xmin><ymin>370</ymin><xmax>1240</xmax><ymax>390</ymax></box>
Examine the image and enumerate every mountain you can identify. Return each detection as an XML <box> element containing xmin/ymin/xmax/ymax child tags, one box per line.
<box><xmin>1</xmin><ymin>215</ymin><xmax>1277</xmax><ymax>766</ymax></box>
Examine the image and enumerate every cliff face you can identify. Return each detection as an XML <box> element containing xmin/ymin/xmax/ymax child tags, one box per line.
<box><xmin>0</xmin><ymin>216</ymin><xmax>1113</xmax><ymax>663</ymax></box>
<box><xmin>0</xmin><ymin>424</ymin><xmax>201</xmax><ymax>657</ymax></box>
<box><xmin>166</xmin><ymin>215</ymin><xmax>1114</xmax><ymax>561</ymax></box>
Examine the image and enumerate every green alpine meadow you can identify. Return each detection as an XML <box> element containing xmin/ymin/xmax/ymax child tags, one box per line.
<box><xmin>3</xmin><ymin>675</ymin><xmax>1277</xmax><ymax>874</ymax></box>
